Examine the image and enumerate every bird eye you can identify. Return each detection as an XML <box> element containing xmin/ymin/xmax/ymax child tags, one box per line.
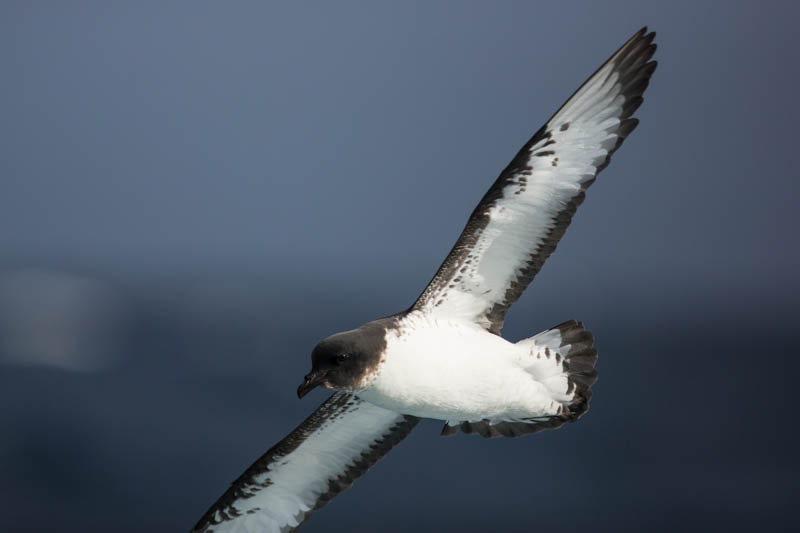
<box><xmin>335</xmin><ymin>353</ymin><xmax>348</xmax><ymax>364</ymax></box>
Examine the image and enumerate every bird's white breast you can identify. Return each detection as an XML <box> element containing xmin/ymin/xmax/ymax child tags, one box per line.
<box><xmin>356</xmin><ymin>312</ymin><xmax>551</xmax><ymax>421</ymax></box>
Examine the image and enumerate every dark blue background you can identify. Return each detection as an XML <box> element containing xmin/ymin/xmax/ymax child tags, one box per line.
<box><xmin>1</xmin><ymin>2</ymin><xmax>798</xmax><ymax>531</ymax></box>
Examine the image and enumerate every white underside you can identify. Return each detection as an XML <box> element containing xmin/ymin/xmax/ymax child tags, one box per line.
<box><xmin>356</xmin><ymin>312</ymin><xmax>570</xmax><ymax>423</ymax></box>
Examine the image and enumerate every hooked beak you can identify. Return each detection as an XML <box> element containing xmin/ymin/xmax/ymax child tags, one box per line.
<box><xmin>297</xmin><ymin>371</ymin><xmax>327</xmax><ymax>399</ymax></box>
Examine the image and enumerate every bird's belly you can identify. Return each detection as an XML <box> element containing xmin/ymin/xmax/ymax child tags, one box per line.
<box><xmin>356</xmin><ymin>319</ymin><xmax>537</xmax><ymax>421</ymax></box>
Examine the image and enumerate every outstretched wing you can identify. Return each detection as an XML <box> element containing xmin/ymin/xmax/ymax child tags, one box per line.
<box><xmin>192</xmin><ymin>393</ymin><xmax>418</xmax><ymax>532</ymax></box>
<box><xmin>412</xmin><ymin>28</ymin><xmax>657</xmax><ymax>333</ymax></box>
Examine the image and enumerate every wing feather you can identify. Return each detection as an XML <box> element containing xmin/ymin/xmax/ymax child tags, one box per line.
<box><xmin>411</xmin><ymin>28</ymin><xmax>657</xmax><ymax>333</ymax></box>
<box><xmin>192</xmin><ymin>393</ymin><xmax>418</xmax><ymax>532</ymax></box>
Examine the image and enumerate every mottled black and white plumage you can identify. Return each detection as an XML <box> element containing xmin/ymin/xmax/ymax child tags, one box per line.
<box><xmin>413</xmin><ymin>29</ymin><xmax>657</xmax><ymax>334</ymax></box>
<box><xmin>193</xmin><ymin>28</ymin><xmax>657</xmax><ymax>532</ymax></box>
<box><xmin>194</xmin><ymin>393</ymin><xmax>418</xmax><ymax>532</ymax></box>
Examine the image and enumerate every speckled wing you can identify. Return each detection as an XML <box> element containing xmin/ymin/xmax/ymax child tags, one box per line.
<box><xmin>192</xmin><ymin>393</ymin><xmax>418</xmax><ymax>533</ymax></box>
<box><xmin>412</xmin><ymin>28</ymin><xmax>657</xmax><ymax>334</ymax></box>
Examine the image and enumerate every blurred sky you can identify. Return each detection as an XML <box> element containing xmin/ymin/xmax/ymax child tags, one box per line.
<box><xmin>1</xmin><ymin>2</ymin><xmax>798</xmax><ymax>532</ymax></box>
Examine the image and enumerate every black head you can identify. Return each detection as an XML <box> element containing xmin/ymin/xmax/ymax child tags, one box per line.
<box><xmin>297</xmin><ymin>324</ymin><xmax>386</xmax><ymax>398</ymax></box>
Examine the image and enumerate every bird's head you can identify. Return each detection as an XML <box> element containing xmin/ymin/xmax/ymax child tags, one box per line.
<box><xmin>297</xmin><ymin>327</ymin><xmax>384</xmax><ymax>398</ymax></box>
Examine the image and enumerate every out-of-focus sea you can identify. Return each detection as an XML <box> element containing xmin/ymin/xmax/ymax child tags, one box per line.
<box><xmin>0</xmin><ymin>266</ymin><xmax>795</xmax><ymax>532</ymax></box>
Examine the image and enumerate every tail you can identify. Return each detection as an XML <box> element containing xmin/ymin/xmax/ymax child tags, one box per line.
<box><xmin>519</xmin><ymin>320</ymin><xmax>598</xmax><ymax>420</ymax></box>
<box><xmin>441</xmin><ymin>320</ymin><xmax>598</xmax><ymax>438</ymax></box>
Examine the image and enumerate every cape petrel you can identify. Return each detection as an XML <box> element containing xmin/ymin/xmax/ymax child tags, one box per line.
<box><xmin>194</xmin><ymin>27</ymin><xmax>657</xmax><ymax>532</ymax></box>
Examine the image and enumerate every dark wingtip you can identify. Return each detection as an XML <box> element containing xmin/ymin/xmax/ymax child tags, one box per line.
<box><xmin>630</xmin><ymin>26</ymin><xmax>653</xmax><ymax>45</ymax></box>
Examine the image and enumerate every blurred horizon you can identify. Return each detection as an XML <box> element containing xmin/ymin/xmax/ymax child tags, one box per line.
<box><xmin>1</xmin><ymin>1</ymin><xmax>798</xmax><ymax>532</ymax></box>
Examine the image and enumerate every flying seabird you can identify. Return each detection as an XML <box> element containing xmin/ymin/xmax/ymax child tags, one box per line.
<box><xmin>193</xmin><ymin>27</ymin><xmax>657</xmax><ymax>532</ymax></box>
